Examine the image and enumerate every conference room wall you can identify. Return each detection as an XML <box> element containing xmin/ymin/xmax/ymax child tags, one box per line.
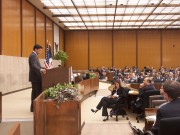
<box><xmin>36</xmin><ymin>10</ymin><xmax>45</xmax><ymax>59</ymax></box>
<box><xmin>64</xmin><ymin>30</ymin><xmax>180</xmax><ymax>70</ymax></box>
<box><xmin>22</xmin><ymin>0</ymin><xmax>35</xmax><ymax>57</ymax></box>
<box><xmin>60</xmin><ymin>28</ymin><xmax>65</xmax><ymax>51</ymax></box>
<box><xmin>138</xmin><ymin>30</ymin><xmax>161</xmax><ymax>69</ymax></box>
<box><xmin>113</xmin><ymin>30</ymin><xmax>136</xmax><ymax>68</ymax></box>
<box><xmin>1</xmin><ymin>0</ymin><xmax>21</xmax><ymax>56</ymax></box>
<box><xmin>1</xmin><ymin>0</ymin><xmax>64</xmax><ymax>57</ymax></box>
<box><xmin>89</xmin><ymin>31</ymin><xmax>113</xmax><ymax>69</ymax></box>
<box><xmin>46</xmin><ymin>17</ymin><xmax>53</xmax><ymax>56</ymax></box>
<box><xmin>65</xmin><ymin>31</ymin><xmax>88</xmax><ymax>69</ymax></box>
<box><xmin>162</xmin><ymin>30</ymin><xmax>180</xmax><ymax>68</ymax></box>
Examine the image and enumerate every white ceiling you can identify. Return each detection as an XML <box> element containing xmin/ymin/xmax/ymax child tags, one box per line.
<box><xmin>32</xmin><ymin>0</ymin><xmax>180</xmax><ymax>30</ymax></box>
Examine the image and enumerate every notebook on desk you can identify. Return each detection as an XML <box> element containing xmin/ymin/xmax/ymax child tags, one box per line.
<box><xmin>129</xmin><ymin>122</ymin><xmax>144</xmax><ymax>135</ymax></box>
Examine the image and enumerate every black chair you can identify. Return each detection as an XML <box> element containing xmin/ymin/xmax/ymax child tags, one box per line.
<box><xmin>135</xmin><ymin>90</ymin><xmax>160</xmax><ymax>122</ymax></box>
<box><xmin>145</xmin><ymin>117</ymin><xmax>180</xmax><ymax>135</ymax></box>
<box><xmin>108</xmin><ymin>88</ymin><xmax>129</xmax><ymax>121</ymax></box>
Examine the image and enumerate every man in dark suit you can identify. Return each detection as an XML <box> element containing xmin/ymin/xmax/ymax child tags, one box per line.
<box><xmin>151</xmin><ymin>80</ymin><xmax>180</xmax><ymax>135</ymax></box>
<box><xmin>29</xmin><ymin>44</ymin><xmax>46</xmax><ymax>112</ymax></box>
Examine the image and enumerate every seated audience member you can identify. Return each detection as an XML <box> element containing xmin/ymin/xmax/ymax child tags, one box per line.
<box><xmin>151</xmin><ymin>80</ymin><xmax>180</xmax><ymax>135</ymax></box>
<box><xmin>153</xmin><ymin>72</ymin><xmax>165</xmax><ymax>83</ymax></box>
<box><xmin>131</xmin><ymin>77</ymin><xmax>156</xmax><ymax>115</ymax></box>
<box><xmin>91</xmin><ymin>81</ymin><xmax>126</xmax><ymax>121</ymax></box>
<box><xmin>138</xmin><ymin>77</ymin><xmax>156</xmax><ymax>97</ymax></box>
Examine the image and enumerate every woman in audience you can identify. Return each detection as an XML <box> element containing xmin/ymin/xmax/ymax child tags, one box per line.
<box><xmin>91</xmin><ymin>81</ymin><xmax>126</xmax><ymax>121</ymax></box>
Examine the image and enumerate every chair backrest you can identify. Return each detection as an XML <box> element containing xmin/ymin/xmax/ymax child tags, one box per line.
<box><xmin>159</xmin><ymin>117</ymin><xmax>180</xmax><ymax>135</ymax></box>
<box><xmin>142</xmin><ymin>90</ymin><xmax>160</xmax><ymax>108</ymax></box>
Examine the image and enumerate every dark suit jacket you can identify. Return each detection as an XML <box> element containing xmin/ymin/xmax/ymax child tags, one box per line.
<box><xmin>151</xmin><ymin>98</ymin><xmax>180</xmax><ymax>135</ymax></box>
<box><xmin>138</xmin><ymin>84</ymin><xmax>156</xmax><ymax>97</ymax></box>
<box><xmin>29</xmin><ymin>52</ymin><xmax>42</xmax><ymax>82</ymax></box>
<box><xmin>111</xmin><ymin>87</ymin><xmax>127</xmax><ymax>103</ymax></box>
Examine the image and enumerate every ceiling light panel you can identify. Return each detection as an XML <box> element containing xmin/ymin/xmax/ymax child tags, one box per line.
<box><xmin>58</xmin><ymin>17</ymin><xmax>67</xmax><ymax>21</ymax></box>
<box><xmin>138</xmin><ymin>0</ymin><xmax>149</xmax><ymax>5</ymax></box>
<box><xmin>134</xmin><ymin>8</ymin><xmax>145</xmax><ymax>13</ymax></box>
<box><xmin>90</xmin><ymin>16</ymin><xmax>99</xmax><ymax>20</ymax></box>
<box><xmin>73</xmin><ymin>17</ymin><xmax>82</xmax><ymax>21</ymax></box>
<box><xmin>125</xmin><ymin>8</ymin><xmax>135</xmax><ymax>14</ymax></box>
<box><xmin>98</xmin><ymin>16</ymin><xmax>107</xmax><ymax>20</ymax></box>
<box><xmin>73</xmin><ymin>0</ymin><xmax>85</xmax><ymax>6</ymax></box>
<box><xmin>87</xmin><ymin>8</ymin><xmax>97</xmax><ymax>14</ymax></box>
<box><xmin>106</xmin><ymin>16</ymin><xmax>114</xmax><ymax>20</ymax></box>
<box><xmin>82</xmin><ymin>17</ymin><xmax>91</xmax><ymax>21</ymax></box>
<box><xmin>128</xmin><ymin>0</ymin><xmax>139</xmax><ymax>5</ymax></box>
<box><xmin>49</xmin><ymin>9</ymin><xmax>59</xmax><ymax>14</ymax></box>
<box><xmin>57</xmin><ymin>9</ymin><xmax>69</xmax><ymax>14</ymax></box>
<box><xmin>115</xmin><ymin>16</ymin><xmax>123</xmax><ymax>20</ymax></box>
<box><xmin>171</xmin><ymin>0</ymin><xmax>180</xmax><ymax>4</ymax></box>
<box><xmin>106</xmin><ymin>8</ymin><xmax>115</xmax><ymax>14</ymax></box>
<box><xmin>84</xmin><ymin>0</ymin><xmax>95</xmax><ymax>6</ymax></box>
<box><xmin>143</xmin><ymin>7</ymin><xmax>155</xmax><ymax>13</ymax></box>
<box><xmin>97</xmin><ymin>8</ymin><xmax>106</xmax><ymax>14</ymax></box>
<box><xmin>162</xmin><ymin>15</ymin><xmax>173</xmax><ymax>19</ymax></box>
<box><xmin>161</xmin><ymin>0</ymin><xmax>173</xmax><ymax>4</ymax></box>
<box><xmin>50</xmin><ymin>0</ymin><xmax>63</xmax><ymax>6</ymax></box>
<box><xmin>65</xmin><ymin>17</ymin><xmax>75</xmax><ymax>21</ymax></box>
<box><xmin>94</xmin><ymin>1</ymin><xmax>105</xmax><ymax>6</ymax></box>
<box><xmin>153</xmin><ymin>7</ymin><xmax>165</xmax><ymax>13</ymax></box>
<box><xmin>116</xmin><ymin>8</ymin><xmax>126</xmax><ymax>13</ymax></box>
<box><xmin>117</xmin><ymin>0</ymin><xmax>128</xmax><ymax>5</ymax></box>
<box><xmin>162</xmin><ymin>7</ymin><xmax>176</xmax><ymax>13</ymax></box>
<box><xmin>78</xmin><ymin>9</ymin><xmax>88</xmax><ymax>14</ymax></box>
<box><xmin>170</xmin><ymin>7</ymin><xmax>180</xmax><ymax>13</ymax></box>
<box><xmin>171</xmin><ymin>15</ymin><xmax>180</xmax><ymax>19</ymax></box>
<box><xmin>41</xmin><ymin>0</ymin><xmax>53</xmax><ymax>6</ymax></box>
<box><xmin>60</xmin><ymin>0</ymin><xmax>73</xmax><ymax>6</ymax></box>
<box><xmin>68</xmin><ymin>9</ymin><xmax>78</xmax><ymax>14</ymax></box>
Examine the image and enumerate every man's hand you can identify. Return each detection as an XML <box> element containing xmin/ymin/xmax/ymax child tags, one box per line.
<box><xmin>40</xmin><ymin>69</ymin><xmax>46</xmax><ymax>74</ymax></box>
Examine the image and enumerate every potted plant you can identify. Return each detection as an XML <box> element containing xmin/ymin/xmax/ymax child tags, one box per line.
<box><xmin>45</xmin><ymin>83</ymin><xmax>79</xmax><ymax>108</ymax></box>
<box><xmin>53</xmin><ymin>50</ymin><xmax>68</xmax><ymax>66</ymax></box>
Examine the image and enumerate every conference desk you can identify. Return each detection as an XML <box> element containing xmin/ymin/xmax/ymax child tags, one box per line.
<box><xmin>144</xmin><ymin>108</ymin><xmax>157</xmax><ymax>131</ymax></box>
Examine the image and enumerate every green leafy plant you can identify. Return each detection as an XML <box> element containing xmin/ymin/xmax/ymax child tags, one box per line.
<box><xmin>53</xmin><ymin>50</ymin><xmax>68</xmax><ymax>66</ymax></box>
<box><xmin>45</xmin><ymin>83</ymin><xmax>79</xmax><ymax>108</ymax></box>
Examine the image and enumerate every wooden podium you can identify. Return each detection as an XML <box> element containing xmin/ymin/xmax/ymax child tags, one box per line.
<box><xmin>34</xmin><ymin>67</ymin><xmax>80</xmax><ymax>135</ymax></box>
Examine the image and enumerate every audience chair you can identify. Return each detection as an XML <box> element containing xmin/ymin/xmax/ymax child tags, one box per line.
<box><xmin>108</xmin><ymin>88</ymin><xmax>129</xmax><ymax>121</ymax></box>
<box><xmin>145</xmin><ymin>117</ymin><xmax>180</xmax><ymax>135</ymax></box>
<box><xmin>136</xmin><ymin>90</ymin><xmax>160</xmax><ymax>123</ymax></box>
<box><xmin>149</xmin><ymin>95</ymin><xmax>163</xmax><ymax>108</ymax></box>
<box><xmin>151</xmin><ymin>100</ymin><xmax>167</xmax><ymax>108</ymax></box>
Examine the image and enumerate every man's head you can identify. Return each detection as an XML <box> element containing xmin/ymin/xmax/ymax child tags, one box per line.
<box><xmin>33</xmin><ymin>44</ymin><xmax>43</xmax><ymax>55</ymax></box>
<box><xmin>162</xmin><ymin>80</ymin><xmax>180</xmax><ymax>101</ymax></box>
<box><xmin>143</xmin><ymin>77</ymin><xmax>152</xmax><ymax>85</ymax></box>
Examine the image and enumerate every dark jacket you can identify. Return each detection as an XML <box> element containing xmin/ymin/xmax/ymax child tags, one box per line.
<box><xmin>28</xmin><ymin>52</ymin><xmax>42</xmax><ymax>82</ymax></box>
<box><xmin>111</xmin><ymin>87</ymin><xmax>127</xmax><ymax>103</ymax></box>
<box><xmin>151</xmin><ymin>98</ymin><xmax>180</xmax><ymax>135</ymax></box>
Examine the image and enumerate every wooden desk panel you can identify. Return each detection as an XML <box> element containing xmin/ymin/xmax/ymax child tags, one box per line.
<box><xmin>145</xmin><ymin>108</ymin><xmax>157</xmax><ymax>131</ymax></box>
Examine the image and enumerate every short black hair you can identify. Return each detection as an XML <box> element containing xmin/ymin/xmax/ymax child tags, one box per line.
<box><xmin>163</xmin><ymin>80</ymin><xmax>180</xmax><ymax>99</ymax></box>
<box><xmin>33</xmin><ymin>44</ymin><xmax>43</xmax><ymax>50</ymax></box>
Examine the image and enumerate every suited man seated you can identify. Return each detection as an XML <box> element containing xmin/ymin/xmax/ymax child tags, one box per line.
<box><xmin>151</xmin><ymin>80</ymin><xmax>180</xmax><ymax>135</ymax></box>
<box><xmin>130</xmin><ymin>77</ymin><xmax>156</xmax><ymax>116</ymax></box>
<box><xmin>153</xmin><ymin>73</ymin><xmax>165</xmax><ymax>83</ymax></box>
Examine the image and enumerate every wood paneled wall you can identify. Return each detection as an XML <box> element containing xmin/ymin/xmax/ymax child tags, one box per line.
<box><xmin>0</xmin><ymin>0</ymin><xmax>64</xmax><ymax>58</ymax></box>
<box><xmin>2</xmin><ymin>0</ymin><xmax>21</xmax><ymax>56</ymax></box>
<box><xmin>138</xmin><ymin>30</ymin><xmax>161</xmax><ymax>69</ymax></box>
<box><xmin>65</xmin><ymin>31</ymin><xmax>88</xmax><ymax>69</ymax></box>
<box><xmin>65</xmin><ymin>30</ymin><xmax>180</xmax><ymax>70</ymax></box>
<box><xmin>46</xmin><ymin>17</ymin><xmax>53</xmax><ymax>52</ymax></box>
<box><xmin>89</xmin><ymin>31</ymin><xmax>112</xmax><ymax>68</ymax></box>
<box><xmin>22</xmin><ymin>0</ymin><xmax>35</xmax><ymax>57</ymax></box>
<box><xmin>36</xmin><ymin>10</ymin><xmax>45</xmax><ymax>59</ymax></box>
<box><xmin>114</xmin><ymin>30</ymin><xmax>136</xmax><ymax>68</ymax></box>
<box><xmin>162</xmin><ymin>30</ymin><xmax>180</xmax><ymax>68</ymax></box>
<box><xmin>60</xmin><ymin>28</ymin><xmax>64</xmax><ymax>51</ymax></box>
